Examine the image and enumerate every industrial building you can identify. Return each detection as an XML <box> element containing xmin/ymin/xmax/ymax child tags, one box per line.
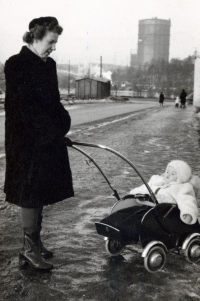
<box><xmin>137</xmin><ymin>18</ymin><xmax>171</xmax><ymax>66</ymax></box>
<box><xmin>75</xmin><ymin>77</ymin><xmax>110</xmax><ymax>99</ymax></box>
<box><xmin>130</xmin><ymin>49</ymin><xmax>138</xmax><ymax>67</ymax></box>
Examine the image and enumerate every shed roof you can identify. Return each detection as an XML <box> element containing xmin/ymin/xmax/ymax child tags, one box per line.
<box><xmin>75</xmin><ymin>77</ymin><xmax>110</xmax><ymax>83</ymax></box>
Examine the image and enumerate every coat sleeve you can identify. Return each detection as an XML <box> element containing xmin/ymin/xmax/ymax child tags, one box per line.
<box><xmin>130</xmin><ymin>175</ymin><xmax>159</xmax><ymax>195</ymax></box>
<box><xmin>176</xmin><ymin>183</ymin><xmax>199</xmax><ymax>224</ymax></box>
<box><xmin>48</xmin><ymin>60</ymin><xmax>71</xmax><ymax>137</ymax></box>
<box><xmin>5</xmin><ymin>58</ymin><xmax>70</xmax><ymax>148</ymax></box>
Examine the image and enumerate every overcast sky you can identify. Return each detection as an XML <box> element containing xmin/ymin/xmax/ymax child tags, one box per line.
<box><xmin>0</xmin><ymin>0</ymin><xmax>200</xmax><ymax>66</ymax></box>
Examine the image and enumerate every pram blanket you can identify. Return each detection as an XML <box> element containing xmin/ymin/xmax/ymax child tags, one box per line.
<box><xmin>100</xmin><ymin>201</ymin><xmax>200</xmax><ymax>248</ymax></box>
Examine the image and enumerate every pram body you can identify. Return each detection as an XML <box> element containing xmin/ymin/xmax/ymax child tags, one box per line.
<box><xmin>66</xmin><ymin>139</ymin><xmax>200</xmax><ymax>273</ymax></box>
<box><xmin>96</xmin><ymin>194</ymin><xmax>200</xmax><ymax>272</ymax></box>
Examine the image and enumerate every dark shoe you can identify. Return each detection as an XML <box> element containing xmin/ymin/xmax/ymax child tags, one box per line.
<box><xmin>19</xmin><ymin>233</ymin><xmax>53</xmax><ymax>270</ymax></box>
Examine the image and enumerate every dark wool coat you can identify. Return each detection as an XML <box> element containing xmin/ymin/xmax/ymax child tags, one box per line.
<box><xmin>159</xmin><ymin>93</ymin><xmax>164</xmax><ymax>103</ymax></box>
<box><xmin>4</xmin><ymin>46</ymin><xmax>74</xmax><ymax>208</ymax></box>
<box><xmin>180</xmin><ymin>90</ymin><xmax>187</xmax><ymax>105</ymax></box>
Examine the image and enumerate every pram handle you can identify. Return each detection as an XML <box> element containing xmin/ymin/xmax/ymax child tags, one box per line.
<box><xmin>65</xmin><ymin>138</ymin><xmax>158</xmax><ymax>204</ymax></box>
<box><xmin>70</xmin><ymin>143</ymin><xmax>120</xmax><ymax>201</ymax></box>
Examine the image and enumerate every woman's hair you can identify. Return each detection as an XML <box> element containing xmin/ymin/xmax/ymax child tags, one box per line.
<box><xmin>23</xmin><ymin>22</ymin><xmax>63</xmax><ymax>44</ymax></box>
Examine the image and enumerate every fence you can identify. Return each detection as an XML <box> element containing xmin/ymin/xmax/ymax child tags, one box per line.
<box><xmin>110</xmin><ymin>90</ymin><xmax>150</xmax><ymax>98</ymax></box>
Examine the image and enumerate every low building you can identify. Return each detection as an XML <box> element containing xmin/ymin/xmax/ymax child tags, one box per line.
<box><xmin>75</xmin><ymin>77</ymin><xmax>110</xmax><ymax>99</ymax></box>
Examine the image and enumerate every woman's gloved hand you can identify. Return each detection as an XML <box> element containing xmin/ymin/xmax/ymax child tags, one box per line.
<box><xmin>64</xmin><ymin>137</ymin><xmax>73</xmax><ymax>146</ymax></box>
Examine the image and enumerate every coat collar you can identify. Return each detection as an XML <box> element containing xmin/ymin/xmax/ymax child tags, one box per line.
<box><xmin>20</xmin><ymin>46</ymin><xmax>50</xmax><ymax>65</ymax></box>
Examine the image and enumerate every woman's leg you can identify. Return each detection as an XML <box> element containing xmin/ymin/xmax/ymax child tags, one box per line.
<box><xmin>36</xmin><ymin>206</ymin><xmax>53</xmax><ymax>258</ymax></box>
<box><xmin>20</xmin><ymin>207</ymin><xmax>53</xmax><ymax>270</ymax></box>
<box><xmin>21</xmin><ymin>207</ymin><xmax>38</xmax><ymax>234</ymax></box>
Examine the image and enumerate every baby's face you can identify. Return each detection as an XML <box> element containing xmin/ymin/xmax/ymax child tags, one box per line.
<box><xmin>164</xmin><ymin>166</ymin><xmax>178</xmax><ymax>183</ymax></box>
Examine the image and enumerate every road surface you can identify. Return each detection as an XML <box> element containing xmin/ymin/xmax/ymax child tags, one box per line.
<box><xmin>0</xmin><ymin>100</ymin><xmax>162</xmax><ymax>154</ymax></box>
<box><xmin>1</xmin><ymin>104</ymin><xmax>200</xmax><ymax>301</ymax></box>
<box><xmin>64</xmin><ymin>100</ymin><xmax>161</xmax><ymax>127</ymax></box>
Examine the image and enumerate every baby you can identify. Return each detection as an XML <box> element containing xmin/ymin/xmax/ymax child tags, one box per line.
<box><xmin>130</xmin><ymin>160</ymin><xmax>199</xmax><ymax>225</ymax></box>
<box><xmin>175</xmin><ymin>96</ymin><xmax>180</xmax><ymax>108</ymax></box>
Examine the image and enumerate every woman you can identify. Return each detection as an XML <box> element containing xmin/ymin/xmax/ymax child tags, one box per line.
<box><xmin>159</xmin><ymin>92</ymin><xmax>164</xmax><ymax>106</ymax></box>
<box><xmin>4</xmin><ymin>17</ymin><xmax>74</xmax><ymax>270</ymax></box>
<box><xmin>180</xmin><ymin>89</ymin><xmax>187</xmax><ymax>108</ymax></box>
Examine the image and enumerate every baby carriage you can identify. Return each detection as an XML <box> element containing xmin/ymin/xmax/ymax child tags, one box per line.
<box><xmin>66</xmin><ymin>139</ymin><xmax>200</xmax><ymax>273</ymax></box>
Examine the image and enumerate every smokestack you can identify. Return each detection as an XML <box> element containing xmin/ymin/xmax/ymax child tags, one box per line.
<box><xmin>68</xmin><ymin>60</ymin><xmax>70</xmax><ymax>95</ymax></box>
<box><xmin>100</xmin><ymin>56</ymin><xmax>102</xmax><ymax>77</ymax></box>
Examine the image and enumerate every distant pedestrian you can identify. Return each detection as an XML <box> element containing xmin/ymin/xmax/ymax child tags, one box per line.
<box><xmin>159</xmin><ymin>92</ymin><xmax>165</xmax><ymax>106</ymax></box>
<box><xmin>180</xmin><ymin>89</ymin><xmax>187</xmax><ymax>108</ymax></box>
<box><xmin>175</xmin><ymin>96</ymin><xmax>180</xmax><ymax>108</ymax></box>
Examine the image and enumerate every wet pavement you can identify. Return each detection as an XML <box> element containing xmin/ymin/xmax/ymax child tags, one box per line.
<box><xmin>1</xmin><ymin>103</ymin><xmax>200</xmax><ymax>300</ymax></box>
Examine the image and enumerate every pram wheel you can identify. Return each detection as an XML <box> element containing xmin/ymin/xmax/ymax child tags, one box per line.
<box><xmin>144</xmin><ymin>245</ymin><xmax>166</xmax><ymax>273</ymax></box>
<box><xmin>105</xmin><ymin>238</ymin><xmax>125</xmax><ymax>256</ymax></box>
<box><xmin>184</xmin><ymin>237</ymin><xmax>200</xmax><ymax>263</ymax></box>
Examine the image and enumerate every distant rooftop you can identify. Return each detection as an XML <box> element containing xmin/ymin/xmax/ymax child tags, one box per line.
<box><xmin>139</xmin><ymin>18</ymin><xmax>171</xmax><ymax>25</ymax></box>
<box><xmin>75</xmin><ymin>77</ymin><xmax>110</xmax><ymax>83</ymax></box>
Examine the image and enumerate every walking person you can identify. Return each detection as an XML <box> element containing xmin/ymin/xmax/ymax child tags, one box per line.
<box><xmin>175</xmin><ymin>96</ymin><xmax>180</xmax><ymax>108</ymax></box>
<box><xmin>180</xmin><ymin>89</ymin><xmax>187</xmax><ymax>108</ymax></box>
<box><xmin>4</xmin><ymin>16</ymin><xmax>74</xmax><ymax>270</ymax></box>
<box><xmin>159</xmin><ymin>92</ymin><xmax>165</xmax><ymax>106</ymax></box>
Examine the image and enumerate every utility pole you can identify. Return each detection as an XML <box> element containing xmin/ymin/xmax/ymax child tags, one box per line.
<box><xmin>68</xmin><ymin>60</ymin><xmax>70</xmax><ymax>95</ymax></box>
<box><xmin>100</xmin><ymin>56</ymin><xmax>102</xmax><ymax>77</ymax></box>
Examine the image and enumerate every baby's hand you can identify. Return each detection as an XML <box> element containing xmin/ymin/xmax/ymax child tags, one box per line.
<box><xmin>183</xmin><ymin>214</ymin><xmax>192</xmax><ymax>224</ymax></box>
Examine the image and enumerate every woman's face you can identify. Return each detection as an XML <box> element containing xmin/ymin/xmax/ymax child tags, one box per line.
<box><xmin>33</xmin><ymin>31</ymin><xmax>59</xmax><ymax>60</ymax></box>
<box><xmin>164</xmin><ymin>166</ymin><xmax>178</xmax><ymax>184</ymax></box>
